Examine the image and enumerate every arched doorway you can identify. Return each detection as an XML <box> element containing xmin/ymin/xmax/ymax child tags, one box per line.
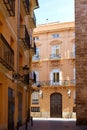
<box><xmin>50</xmin><ymin>93</ymin><xmax>62</xmax><ymax>118</ymax></box>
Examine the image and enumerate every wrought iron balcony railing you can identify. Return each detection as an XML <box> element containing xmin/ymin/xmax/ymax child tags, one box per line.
<box><xmin>13</xmin><ymin>66</ymin><xmax>36</xmax><ymax>85</ymax></box>
<box><xmin>0</xmin><ymin>33</ymin><xmax>14</xmax><ymax>71</ymax></box>
<box><xmin>32</xmin><ymin>80</ymin><xmax>76</xmax><ymax>87</ymax></box>
<box><xmin>3</xmin><ymin>0</ymin><xmax>15</xmax><ymax>16</ymax></box>
<box><xmin>20</xmin><ymin>25</ymin><xmax>30</xmax><ymax>50</ymax></box>
<box><xmin>50</xmin><ymin>54</ymin><xmax>61</xmax><ymax>60</ymax></box>
<box><xmin>30</xmin><ymin>42</ymin><xmax>36</xmax><ymax>55</ymax></box>
<box><xmin>32</xmin><ymin>11</ymin><xmax>36</xmax><ymax>27</ymax></box>
<box><xmin>22</xmin><ymin>0</ymin><xmax>30</xmax><ymax>15</ymax></box>
<box><xmin>32</xmin><ymin>54</ymin><xmax>40</xmax><ymax>61</ymax></box>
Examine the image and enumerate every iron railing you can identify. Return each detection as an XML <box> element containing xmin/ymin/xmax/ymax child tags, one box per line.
<box><xmin>30</xmin><ymin>42</ymin><xmax>36</xmax><ymax>55</ymax></box>
<box><xmin>13</xmin><ymin>66</ymin><xmax>36</xmax><ymax>85</ymax></box>
<box><xmin>0</xmin><ymin>33</ymin><xmax>14</xmax><ymax>71</ymax></box>
<box><xmin>32</xmin><ymin>80</ymin><xmax>76</xmax><ymax>87</ymax></box>
<box><xmin>50</xmin><ymin>54</ymin><xmax>61</xmax><ymax>59</ymax></box>
<box><xmin>32</xmin><ymin>11</ymin><xmax>36</xmax><ymax>27</ymax></box>
<box><xmin>23</xmin><ymin>0</ymin><xmax>30</xmax><ymax>15</ymax></box>
<box><xmin>20</xmin><ymin>25</ymin><xmax>30</xmax><ymax>50</ymax></box>
<box><xmin>3</xmin><ymin>0</ymin><xmax>15</xmax><ymax>16</ymax></box>
<box><xmin>16</xmin><ymin>66</ymin><xmax>29</xmax><ymax>85</ymax></box>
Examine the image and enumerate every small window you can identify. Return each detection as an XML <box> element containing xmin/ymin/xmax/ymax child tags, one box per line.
<box><xmin>73</xmin><ymin>32</ymin><xmax>75</xmax><ymax>36</ymax></box>
<box><xmin>32</xmin><ymin>92</ymin><xmax>39</xmax><ymax>104</ymax></box>
<box><xmin>52</xmin><ymin>34</ymin><xmax>60</xmax><ymax>38</ymax></box>
<box><xmin>34</xmin><ymin>36</ymin><xmax>39</xmax><ymax>40</ymax></box>
<box><xmin>31</xmin><ymin>107</ymin><xmax>40</xmax><ymax>112</ymax></box>
<box><xmin>36</xmin><ymin>48</ymin><xmax>40</xmax><ymax>56</ymax></box>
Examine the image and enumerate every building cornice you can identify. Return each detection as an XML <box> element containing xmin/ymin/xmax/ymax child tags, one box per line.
<box><xmin>33</xmin><ymin>22</ymin><xmax>75</xmax><ymax>35</ymax></box>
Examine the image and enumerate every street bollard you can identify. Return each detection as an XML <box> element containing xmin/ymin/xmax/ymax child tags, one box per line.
<box><xmin>25</xmin><ymin>119</ymin><xmax>28</xmax><ymax>130</ymax></box>
<box><xmin>31</xmin><ymin>116</ymin><xmax>33</xmax><ymax>126</ymax></box>
<box><xmin>17</xmin><ymin>122</ymin><xmax>19</xmax><ymax>130</ymax></box>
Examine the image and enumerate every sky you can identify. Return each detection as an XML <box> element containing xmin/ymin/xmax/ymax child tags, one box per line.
<box><xmin>34</xmin><ymin>0</ymin><xmax>75</xmax><ymax>25</ymax></box>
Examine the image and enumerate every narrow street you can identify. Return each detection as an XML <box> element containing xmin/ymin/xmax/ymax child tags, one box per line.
<box><xmin>20</xmin><ymin>118</ymin><xmax>87</xmax><ymax>130</ymax></box>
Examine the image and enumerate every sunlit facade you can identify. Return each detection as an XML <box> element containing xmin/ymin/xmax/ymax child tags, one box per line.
<box><xmin>0</xmin><ymin>0</ymin><xmax>39</xmax><ymax>129</ymax></box>
<box><xmin>31</xmin><ymin>22</ymin><xmax>76</xmax><ymax>118</ymax></box>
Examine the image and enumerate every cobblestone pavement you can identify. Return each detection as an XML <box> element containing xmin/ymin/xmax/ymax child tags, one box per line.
<box><xmin>20</xmin><ymin>118</ymin><xmax>87</xmax><ymax>130</ymax></box>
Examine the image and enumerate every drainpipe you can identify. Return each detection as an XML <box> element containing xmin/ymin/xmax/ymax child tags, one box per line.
<box><xmin>17</xmin><ymin>0</ymin><xmax>20</xmax><ymax>72</ymax></box>
<box><xmin>16</xmin><ymin>0</ymin><xmax>20</xmax><ymax>129</ymax></box>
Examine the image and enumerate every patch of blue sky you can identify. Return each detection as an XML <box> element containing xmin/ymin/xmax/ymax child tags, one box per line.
<box><xmin>34</xmin><ymin>0</ymin><xmax>74</xmax><ymax>25</ymax></box>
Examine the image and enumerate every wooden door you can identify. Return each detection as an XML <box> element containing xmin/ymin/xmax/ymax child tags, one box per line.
<box><xmin>50</xmin><ymin>93</ymin><xmax>62</xmax><ymax>118</ymax></box>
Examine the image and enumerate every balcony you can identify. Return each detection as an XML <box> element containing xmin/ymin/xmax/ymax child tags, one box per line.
<box><xmin>32</xmin><ymin>80</ymin><xmax>76</xmax><ymax>87</ymax></box>
<box><xmin>20</xmin><ymin>25</ymin><xmax>30</xmax><ymax>50</ymax></box>
<box><xmin>16</xmin><ymin>65</ymin><xmax>29</xmax><ymax>85</ymax></box>
<box><xmin>13</xmin><ymin>66</ymin><xmax>36</xmax><ymax>85</ymax></box>
<box><xmin>30</xmin><ymin>42</ymin><xmax>36</xmax><ymax>56</ymax></box>
<box><xmin>3</xmin><ymin>0</ymin><xmax>15</xmax><ymax>16</ymax></box>
<box><xmin>0</xmin><ymin>33</ymin><xmax>14</xmax><ymax>71</ymax></box>
<box><xmin>20</xmin><ymin>0</ymin><xmax>30</xmax><ymax>15</ymax></box>
<box><xmin>31</xmin><ymin>11</ymin><xmax>37</xmax><ymax>27</ymax></box>
<box><xmin>31</xmin><ymin>0</ymin><xmax>39</xmax><ymax>10</ymax></box>
<box><xmin>50</xmin><ymin>54</ymin><xmax>61</xmax><ymax>60</ymax></box>
<box><xmin>32</xmin><ymin>54</ymin><xmax>40</xmax><ymax>61</ymax></box>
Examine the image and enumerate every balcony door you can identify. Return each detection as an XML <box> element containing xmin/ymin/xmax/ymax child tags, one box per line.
<box><xmin>53</xmin><ymin>72</ymin><xmax>59</xmax><ymax>83</ymax></box>
<box><xmin>52</xmin><ymin>45</ymin><xmax>60</xmax><ymax>57</ymax></box>
<box><xmin>50</xmin><ymin>69</ymin><xmax>62</xmax><ymax>85</ymax></box>
<box><xmin>50</xmin><ymin>93</ymin><xmax>62</xmax><ymax>118</ymax></box>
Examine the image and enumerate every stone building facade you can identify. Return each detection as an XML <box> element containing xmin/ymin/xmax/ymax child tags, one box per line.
<box><xmin>31</xmin><ymin>22</ymin><xmax>76</xmax><ymax>118</ymax></box>
<box><xmin>0</xmin><ymin>0</ymin><xmax>39</xmax><ymax>130</ymax></box>
<box><xmin>75</xmin><ymin>0</ymin><xmax>87</xmax><ymax>125</ymax></box>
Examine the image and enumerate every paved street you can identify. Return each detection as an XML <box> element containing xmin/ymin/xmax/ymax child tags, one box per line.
<box><xmin>22</xmin><ymin>118</ymin><xmax>87</xmax><ymax>130</ymax></box>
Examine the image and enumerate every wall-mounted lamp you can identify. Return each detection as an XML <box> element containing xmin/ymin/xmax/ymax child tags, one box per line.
<box><xmin>67</xmin><ymin>89</ymin><xmax>71</xmax><ymax>98</ymax></box>
<box><xmin>39</xmin><ymin>90</ymin><xmax>43</xmax><ymax>98</ymax></box>
<box><xmin>12</xmin><ymin>72</ymin><xmax>20</xmax><ymax>82</ymax></box>
<box><xmin>23</xmin><ymin>65</ymin><xmax>29</xmax><ymax>75</ymax></box>
<box><xmin>23</xmin><ymin>65</ymin><xmax>29</xmax><ymax>85</ymax></box>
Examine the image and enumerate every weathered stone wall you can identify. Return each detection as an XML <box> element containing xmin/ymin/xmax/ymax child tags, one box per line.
<box><xmin>75</xmin><ymin>0</ymin><xmax>87</xmax><ymax>125</ymax></box>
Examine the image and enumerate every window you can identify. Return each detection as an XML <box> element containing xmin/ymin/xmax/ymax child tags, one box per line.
<box><xmin>53</xmin><ymin>72</ymin><xmax>59</xmax><ymax>82</ymax></box>
<box><xmin>34</xmin><ymin>36</ymin><xmax>39</xmax><ymax>40</ymax></box>
<box><xmin>51</xmin><ymin>45</ymin><xmax>60</xmax><ymax>58</ymax></box>
<box><xmin>35</xmin><ymin>71</ymin><xmax>39</xmax><ymax>82</ymax></box>
<box><xmin>52</xmin><ymin>46</ymin><xmax>60</xmax><ymax>54</ymax></box>
<box><xmin>73</xmin><ymin>32</ymin><xmax>75</xmax><ymax>36</ymax></box>
<box><xmin>31</xmin><ymin>107</ymin><xmax>40</xmax><ymax>112</ymax></box>
<box><xmin>8</xmin><ymin>88</ymin><xmax>14</xmax><ymax>97</ymax></box>
<box><xmin>50</xmin><ymin>69</ymin><xmax>62</xmax><ymax>85</ymax></box>
<box><xmin>35</xmin><ymin>48</ymin><xmax>40</xmax><ymax>57</ymax></box>
<box><xmin>32</xmin><ymin>92</ymin><xmax>39</xmax><ymax>104</ymax></box>
<box><xmin>52</xmin><ymin>34</ymin><xmax>60</xmax><ymax>38</ymax></box>
<box><xmin>33</xmin><ymin>48</ymin><xmax>40</xmax><ymax>60</ymax></box>
<box><xmin>73</xmin><ymin>44</ymin><xmax>75</xmax><ymax>57</ymax></box>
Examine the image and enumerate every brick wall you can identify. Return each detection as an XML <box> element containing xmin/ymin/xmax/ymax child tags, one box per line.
<box><xmin>75</xmin><ymin>0</ymin><xmax>87</xmax><ymax>125</ymax></box>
